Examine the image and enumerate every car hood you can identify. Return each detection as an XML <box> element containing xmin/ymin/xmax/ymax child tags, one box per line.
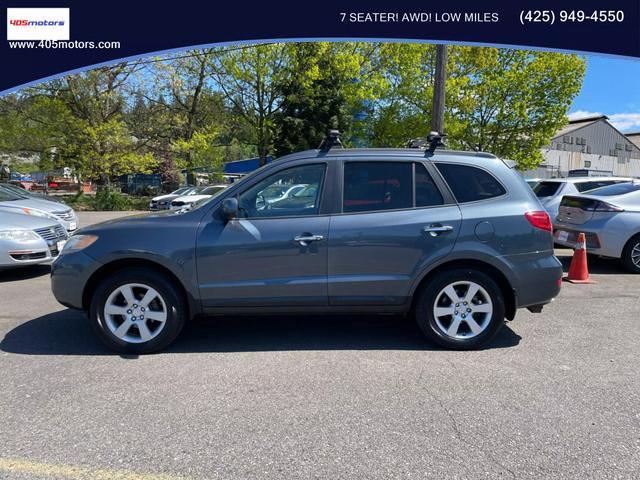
<box><xmin>0</xmin><ymin>210</ymin><xmax>60</xmax><ymax>230</ymax></box>
<box><xmin>77</xmin><ymin>209</ymin><xmax>190</xmax><ymax>233</ymax></box>
<box><xmin>0</xmin><ymin>197</ymin><xmax>70</xmax><ymax>213</ymax></box>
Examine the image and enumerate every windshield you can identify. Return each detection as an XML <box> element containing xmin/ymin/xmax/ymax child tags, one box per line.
<box><xmin>0</xmin><ymin>188</ymin><xmax>25</xmax><ymax>201</ymax></box>
<box><xmin>172</xmin><ymin>187</ymin><xmax>192</xmax><ymax>195</ymax></box>
<box><xmin>533</xmin><ymin>181</ymin><xmax>562</xmax><ymax>198</ymax></box>
<box><xmin>0</xmin><ymin>185</ymin><xmax>30</xmax><ymax>199</ymax></box>
<box><xmin>585</xmin><ymin>182</ymin><xmax>640</xmax><ymax>196</ymax></box>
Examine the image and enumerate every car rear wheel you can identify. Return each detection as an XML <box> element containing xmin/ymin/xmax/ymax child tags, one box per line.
<box><xmin>415</xmin><ymin>268</ymin><xmax>505</xmax><ymax>350</ymax></box>
<box><xmin>90</xmin><ymin>268</ymin><xmax>186</xmax><ymax>353</ymax></box>
<box><xmin>622</xmin><ymin>234</ymin><xmax>640</xmax><ymax>274</ymax></box>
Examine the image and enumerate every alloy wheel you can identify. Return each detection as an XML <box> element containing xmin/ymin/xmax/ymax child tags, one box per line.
<box><xmin>631</xmin><ymin>242</ymin><xmax>640</xmax><ymax>268</ymax></box>
<box><xmin>104</xmin><ymin>283</ymin><xmax>168</xmax><ymax>344</ymax></box>
<box><xmin>433</xmin><ymin>281</ymin><xmax>493</xmax><ymax>339</ymax></box>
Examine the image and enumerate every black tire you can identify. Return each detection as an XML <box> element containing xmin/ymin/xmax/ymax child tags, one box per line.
<box><xmin>89</xmin><ymin>267</ymin><xmax>187</xmax><ymax>354</ymax></box>
<box><xmin>621</xmin><ymin>234</ymin><xmax>640</xmax><ymax>274</ymax></box>
<box><xmin>414</xmin><ymin>268</ymin><xmax>505</xmax><ymax>350</ymax></box>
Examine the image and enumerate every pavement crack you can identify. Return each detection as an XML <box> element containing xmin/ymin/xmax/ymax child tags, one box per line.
<box><xmin>422</xmin><ymin>376</ymin><xmax>517</xmax><ymax>480</ymax></box>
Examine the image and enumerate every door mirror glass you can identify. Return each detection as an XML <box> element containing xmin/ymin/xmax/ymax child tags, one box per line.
<box><xmin>222</xmin><ymin>197</ymin><xmax>239</xmax><ymax>221</ymax></box>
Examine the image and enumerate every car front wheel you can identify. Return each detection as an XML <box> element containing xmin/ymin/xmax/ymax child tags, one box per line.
<box><xmin>415</xmin><ymin>268</ymin><xmax>505</xmax><ymax>350</ymax></box>
<box><xmin>90</xmin><ymin>268</ymin><xmax>186</xmax><ymax>354</ymax></box>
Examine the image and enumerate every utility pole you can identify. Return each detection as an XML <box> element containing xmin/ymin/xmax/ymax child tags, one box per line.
<box><xmin>430</xmin><ymin>44</ymin><xmax>448</xmax><ymax>134</ymax></box>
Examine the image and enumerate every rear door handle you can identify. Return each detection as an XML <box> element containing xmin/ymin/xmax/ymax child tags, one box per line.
<box><xmin>294</xmin><ymin>234</ymin><xmax>324</xmax><ymax>246</ymax></box>
<box><xmin>423</xmin><ymin>224</ymin><xmax>454</xmax><ymax>237</ymax></box>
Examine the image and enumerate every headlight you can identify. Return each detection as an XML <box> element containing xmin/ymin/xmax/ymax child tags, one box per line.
<box><xmin>0</xmin><ymin>230</ymin><xmax>41</xmax><ymax>242</ymax></box>
<box><xmin>21</xmin><ymin>207</ymin><xmax>57</xmax><ymax>220</ymax></box>
<box><xmin>59</xmin><ymin>234</ymin><xmax>98</xmax><ymax>255</ymax></box>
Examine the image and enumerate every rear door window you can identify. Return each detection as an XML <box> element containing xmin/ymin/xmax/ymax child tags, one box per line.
<box><xmin>532</xmin><ymin>181</ymin><xmax>562</xmax><ymax>198</ymax></box>
<box><xmin>343</xmin><ymin>162</ymin><xmax>413</xmax><ymax>213</ymax></box>
<box><xmin>435</xmin><ymin>163</ymin><xmax>506</xmax><ymax>203</ymax></box>
<box><xmin>415</xmin><ymin>163</ymin><xmax>444</xmax><ymax>207</ymax></box>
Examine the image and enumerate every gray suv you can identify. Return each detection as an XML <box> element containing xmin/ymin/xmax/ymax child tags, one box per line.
<box><xmin>51</xmin><ymin>143</ymin><xmax>562</xmax><ymax>353</ymax></box>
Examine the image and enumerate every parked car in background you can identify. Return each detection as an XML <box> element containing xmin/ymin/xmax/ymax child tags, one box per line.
<box><xmin>0</xmin><ymin>182</ymin><xmax>63</xmax><ymax>203</ymax></box>
<box><xmin>0</xmin><ymin>187</ymin><xmax>79</xmax><ymax>232</ymax></box>
<box><xmin>0</xmin><ymin>210</ymin><xmax>68</xmax><ymax>268</ymax></box>
<box><xmin>149</xmin><ymin>186</ymin><xmax>200</xmax><ymax>211</ymax></box>
<box><xmin>525</xmin><ymin>178</ymin><xmax>541</xmax><ymax>189</ymax></box>
<box><xmin>533</xmin><ymin>177</ymin><xmax>632</xmax><ymax>220</ymax></box>
<box><xmin>554</xmin><ymin>181</ymin><xmax>640</xmax><ymax>273</ymax></box>
<box><xmin>169</xmin><ymin>185</ymin><xmax>227</xmax><ymax>211</ymax></box>
<box><xmin>51</xmin><ymin>142</ymin><xmax>562</xmax><ymax>354</ymax></box>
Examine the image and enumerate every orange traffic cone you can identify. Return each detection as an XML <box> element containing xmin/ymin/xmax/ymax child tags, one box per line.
<box><xmin>565</xmin><ymin>233</ymin><xmax>595</xmax><ymax>284</ymax></box>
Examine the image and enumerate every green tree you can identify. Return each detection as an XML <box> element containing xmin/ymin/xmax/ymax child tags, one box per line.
<box><xmin>367</xmin><ymin>45</ymin><xmax>585</xmax><ymax>169</ymax></box>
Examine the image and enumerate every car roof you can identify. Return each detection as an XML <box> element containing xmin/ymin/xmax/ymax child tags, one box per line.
<box><xmin>276</xmin><ymin>148</ymin><xmax>498</xmax><ymax>163</ymax></box>
<box><xmin>537</xmin><ymin>176</ymin><xmax>633</xmax><ymax>183</ymax></box>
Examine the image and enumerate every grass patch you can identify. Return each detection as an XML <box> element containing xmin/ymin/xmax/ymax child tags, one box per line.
<box><xmin>60</xmin><ymin>190</ymin><xmax>151</xmax><ymax>211</ymax></box>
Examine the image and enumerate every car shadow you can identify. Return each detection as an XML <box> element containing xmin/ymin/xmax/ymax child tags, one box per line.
<box><xmin>0</xmin><ymin>264</ymin><xmax>50</xmax><ymax>283</ymax></box>
<box><xmin>555</xmin><ymin>248</ymin><xmax>628</xmax><ymax>275</ymax></box>
<box><xmin>0</xmin><ymin>309</ymin><xmax>521</xmax><ymax>356</ymax></box>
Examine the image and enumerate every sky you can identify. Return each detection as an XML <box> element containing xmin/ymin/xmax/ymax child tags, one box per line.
<box><xmin>568</xmin><ymin>55</ymin><xmax>640</xmax><ymax>133</ymax></box>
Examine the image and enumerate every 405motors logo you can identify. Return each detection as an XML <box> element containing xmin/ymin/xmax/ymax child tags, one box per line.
<box><xmin>9</xmin><ymin>19</ymin><xmax>66</xmax><ymax>27</ymax></box>
<box><xmin>6</xmin><ymin>8</ymin><xmax>70</xmax><ymax>40</ymax></box>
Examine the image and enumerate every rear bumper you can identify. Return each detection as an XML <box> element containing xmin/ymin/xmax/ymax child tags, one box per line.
<box><xmin>503</xmin><ymin>251</ymin><xmax>562</xmax><ymax>309</ymax></box>
<box><xmin>553</xmin><ymin>223</ymin><xmax>623</xmax><ymax>258</ymax></box>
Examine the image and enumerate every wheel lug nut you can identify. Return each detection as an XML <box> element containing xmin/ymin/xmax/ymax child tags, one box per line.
<box><xmin>462</xmin><ymin>314</ymin><xmax>466</xmax><ymax>318</ymax></box>
<box><xmin>131</xmin><ymin>316</ymin><xmax>136</xmax><ymax>321</ymax></box>
<box><xmin>463</xmin><ymin>302</ymin><xmax>468</xmax><ymax>305</ymax></box>
<box><xmin>467</xmin><ymin>308</ymin><xmax>472</xmax><ymax>312</ymax></box>
<box><xmin>133</xmin><ymin>304</ymin><xmax>138</xmax><ymax>308</ymax></box>
<box><xmin>455</xmin><ymin>303</ymin><xmax>460</xmax><ymax>307</ymax></box>
<box><xmin>141</xmin><ymin>307</ymin><xmax>145</xmax><ymax>312</ymax></box>
<box><xmin>126</xmin><ymin>309</ymin><xmax>132</xmax><ymax>314</ymax></box>
<box><xmin>454</xmin><ymin>310</ymin><xmax>459</xmax><ymax>315</ymax></box>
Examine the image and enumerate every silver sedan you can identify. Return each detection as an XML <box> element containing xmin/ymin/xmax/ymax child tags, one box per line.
<box><xmin>0</xmin><ymin>210</ymin><xmax>69</xmax><ymax>268</ymax></box>
<box><xmin>0</xmin><ymin>186</ymin><xmax>79</xmax><ymax>232</ymax></box>
<box><xmin>553</xmin><ymin>182</ymin><xmax>640</xmax><ymax>273</ymax></box>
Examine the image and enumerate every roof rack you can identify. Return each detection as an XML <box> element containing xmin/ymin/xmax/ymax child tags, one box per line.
<box><xmin>319</xmin><ymin>130</ymin><xmax>343</xmax><ymax>152</ymax></box>
<box><xmin>405</xmin><ymin>131</ymin><xmax>447</xmax><ymax>154</ymax></box>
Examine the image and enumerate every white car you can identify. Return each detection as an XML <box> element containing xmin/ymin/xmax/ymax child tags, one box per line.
<box><xmin>532</xmin><ymin>176</ymin><xmax>632</xmax><ymax>220</ymax></box>
<box><xmin>149</xmin><ymin>186</ymin><xmax>199</xmax><ymax>211</ymax></box>
<box><xmin>0</xmin><ymin>210</ymin><xmax>68</xmax><ymax>268</ymax></box>
<box><xmin>257</xmin><ymin>184</ymin><xmax>307</xmax><ymax>208</ymax></box>
<box><xmin>170</xmin><ymin>185</ymin><xmax>228</xmax><ymax>211</ymax></box>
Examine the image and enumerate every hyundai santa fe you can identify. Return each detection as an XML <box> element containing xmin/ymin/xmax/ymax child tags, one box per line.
<box><xmin>51</xmin><ymin>140</ymin><xmax>562</xmax><ymax>353</ymax></box>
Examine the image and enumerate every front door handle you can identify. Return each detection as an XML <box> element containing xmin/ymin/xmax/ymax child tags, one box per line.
<box><xmin>423</xmin><ymin>224</ymin><xmax>454</xmax><ymax>237</ymax></box>
<box><xmin>294</xmin><ymin>234</ymin><xmax>324</xmax><ymax>246</ymax></box>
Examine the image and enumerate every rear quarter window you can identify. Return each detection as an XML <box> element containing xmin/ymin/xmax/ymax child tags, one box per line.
<box><xmin>435</xmin><ymin>163</ymin><xmax>506</xmax><ymax>203</ymax></box>
<box><xmin>533</xmin><ymin>181</ymin><xmax>562</xmax><ymax>198</ymax></box>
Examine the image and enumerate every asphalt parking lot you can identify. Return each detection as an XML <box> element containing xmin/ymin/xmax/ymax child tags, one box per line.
<box><xmin>1</xmin><ymin>211</ymin><xmax>639</xmax><ymax>479</ymax></box>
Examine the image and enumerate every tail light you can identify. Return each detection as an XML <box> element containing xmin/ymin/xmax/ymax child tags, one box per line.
<box><xmin>525</xmin><ymin>211</ymin><xmax>552</xmax><ymax>232</ymax></box>
<box><xmin>586</xmin><ymin>201</ymin><xmax>624</xmax><ymax>212</ymax></box>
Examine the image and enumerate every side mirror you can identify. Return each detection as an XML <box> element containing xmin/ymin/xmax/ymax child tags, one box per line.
<box><xmin>221</xmin><ymin>197</ymin><xmax>238</xmax><ymax>222</ymax></box>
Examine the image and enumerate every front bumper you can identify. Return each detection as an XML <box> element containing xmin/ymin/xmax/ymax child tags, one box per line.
<box><xmin>51</xmin><ymin>250</ymin><xmax>103</xmax><ymax>310</ymax></box>
<box><xmin>0</xmin><ymin>237</ymin><xmax>62</xmax><ymax>268</ymax></box>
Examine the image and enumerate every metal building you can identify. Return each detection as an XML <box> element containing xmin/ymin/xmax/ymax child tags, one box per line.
<box><xmin>534</xmin><ymin>115</ymin><xmax>640</xmax><ymax>178</ymax></box>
